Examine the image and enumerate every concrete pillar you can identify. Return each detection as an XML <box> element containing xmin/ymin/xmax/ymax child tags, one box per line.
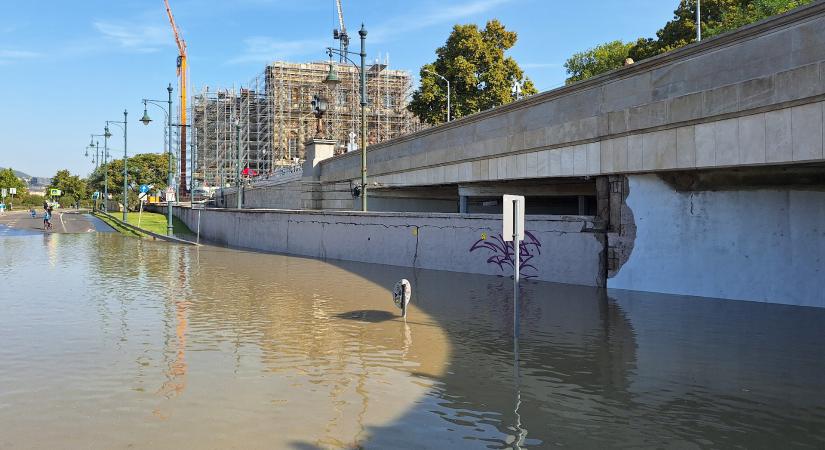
<box><xmin>301</xmin><ymin>138</ymin><xmax>335</xmax><ymax>181</ymax></box>
<box><xmin>459</xmin><ymin>195</ymin><xmax>468</xmax><ymax>213</ymax></box>
<box><xmin>301</xmin><ymin>138</ymin><xmax>335</xmax><ymax>210</ymax></box>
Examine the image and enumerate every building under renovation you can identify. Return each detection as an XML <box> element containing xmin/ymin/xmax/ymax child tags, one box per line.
<box><xmin>191</xmin><ymin>60</ymin><xmax>420</xmax><ymax>188</ymax></box>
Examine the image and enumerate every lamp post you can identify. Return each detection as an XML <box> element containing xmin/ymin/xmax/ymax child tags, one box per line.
<box><xmin>235</xmin><ymin>119</ymin><xmax>242</xmax><ymax>209</ymax></box>
<box><xmin>107</xmin><ymin>111</ymin><xmax>128</xmax><ymax>221</ymax></box>
<box><xmin>141</xmin><ymin>83</ymin><xmax>175</xmax><ymax>236</ymax></box>
<box><xmin>86</xmin><ymin>137</ymin><xmax>101</xmax><ymax>169</ymax></box>
<box><xmin>103</xmin><ymin>126</ymin><xmax>111</xmax><ymax>212</ymax></box>
<box><xmin>324</xmin><ymin>24</ymin><xmax>369</xmax><ymax>212</ymax></box>
<box><xmin>424</xmin><ymin>68</ymin><xmax>450</xmax><ymax>123</ymax></box>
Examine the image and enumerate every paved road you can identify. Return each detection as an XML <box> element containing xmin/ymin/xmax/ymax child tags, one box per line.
<box><xmin>0</xmin><ymin>209</ymin><xmax>113</xmax><ymax>236</ymax></box>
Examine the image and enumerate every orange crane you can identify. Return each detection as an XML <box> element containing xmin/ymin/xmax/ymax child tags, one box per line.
<box><xmin>163</xmin><ymin>0</ymin><xmax>188</xmax><ymax>195</ymax></box>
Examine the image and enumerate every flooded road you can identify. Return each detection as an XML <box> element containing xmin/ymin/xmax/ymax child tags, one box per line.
<box><xmin>1</xmin><ymin>232</ymin><xmax>824</xmax><ymax>449</ymax></box>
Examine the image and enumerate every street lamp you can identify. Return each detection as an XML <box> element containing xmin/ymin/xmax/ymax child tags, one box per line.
<box><xmin>235</xmin><ymin>119</ymin><xmax>242</xmax><ymax>209</ymax></box>
<box><xmin>423</xmin><ymin>68</ymin><xmax>451</xmax><ymax>123</ymax></box>
<box><xmin>102</xmin><ymin>126</ymin><xmax>112</xmax><ymax>212</ymax></box>
<box><xmin>324</xmin><ymin>23</ymin><xmax>369</xmax><ymax>212</ymax></box>
<box><xmin>86</xmin><ymin>139</ymin><xmax>99</xmax><ymax>168</ymax></box>
<box><xmin>141</xmin><ymin>83</ymin><xmax>175</xmax><ymax>236</ymax></box>
<box><xmin>107</xmin><ymin>110</ymin><xmax>128</xmax><ymax>222</ymax></box>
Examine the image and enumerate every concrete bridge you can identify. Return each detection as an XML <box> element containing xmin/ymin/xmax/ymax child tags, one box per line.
<box><xmin>316</xmin><ymin>3</ymin><xmax>825</xmax><ymax>208</ymax></box>
<box><xmin>212</xmin><ymin>3</ymin><xmax>825</xmax><ymax>307</ymax></box>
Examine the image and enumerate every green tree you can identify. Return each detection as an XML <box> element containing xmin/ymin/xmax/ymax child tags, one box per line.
<box><xmin>707</xmin><ymin>0</ymin><xmax>813</xmax><ymax>36</ymax></box>
<box><xmin>0</xmin><ymin>168</ymin><xmax>28</xmax><ymax>194</ymax></box>
<box><xmin>408</xmin><ymin>20</ymin><xmax>538</xmax><ymax>125</ymax></box>
<box><xmin>564</xmin><ymin>40</ymin><xmax>634</xmax><ymax>85</ymax></box>
<box><xmin>564</xmin><ymin>0</ymin><xmax>813</xmax><ymax>83</ymax></box>
<box><xmin>47</xmin><ymin>169</ymin><xmax>88</xmax><ymax>208</ymax></box>
<box><xmin>87</xmin><ymin>152</ymin><xmax>170</xmax><ymax>211</ymax></box>
<box><xmin>0</xmin><ymin>168</ymin><xmax>29</xmax><ymax>209</ymax></box>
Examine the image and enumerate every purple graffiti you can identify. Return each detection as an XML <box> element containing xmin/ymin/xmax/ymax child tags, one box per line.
<box><xmin>469</xmin><ymin>231</ymin><xmax>542</xmax><ymax>278</ymax></box>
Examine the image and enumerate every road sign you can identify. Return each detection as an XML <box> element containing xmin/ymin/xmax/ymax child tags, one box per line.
<box><xmin>165</xmin><ymin>187</ymin><xmax>176</xmax><ymax>203</ymax></box>
<box><xmin>92</xmin><ymin>192</ymin><xmax>100</xmax><ymax>200</ymax></box>
<box><xmin>503</xmin><ymin>194</ymin><xmax>525</xmax><ymax>338</ymax></box>
<box><xmin>9</xmin><ymin>188</ymin><xmax>16</xmax><ymax>195</ymax></box>
<box><xmin>1</xmin><ymin>189</ymin><xmax>6</xmax><ymax>198</ymax></box>
<box><xmin>138</xmin><ymin>192</ymin><xmax>147</xmax><ymax>200</ymax></box>
<box><xmin>50</xmin><ymin>189</ymin><xmax>62</xmax><ymax>196</ymax></box>
<box><xmin>139</xmin><ymin>184</ymin><xmax>150</xmax><ymax>194</ymax></box>
<box><xmin>502</xmin><ymin>195</ymin><xmax>525</xmax><ymax>242</ymax></box>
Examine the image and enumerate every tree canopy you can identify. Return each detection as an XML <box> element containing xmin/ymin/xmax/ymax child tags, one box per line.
<box><xmin>87</xmin><ymin>152</ymin><xmax>170</xmax><ymax>210</ymax></box>
<box><xmin>564</xmin><ymin>41</ymin><xmax>634</xmax><ymax>85</ymax></box>
<box><xmin>564</xmin><ymin>0</ymin><xmax>813</xmax><ymax>83</ymax></box>
<box><xmin>408</xmin><ymin>20</ymin><xmax>537</xmax><ymax>125</ymax></box>
<box><xmin>47</xmin><ymin>169</ymin><xmax>88</xmax><ymax>208</ymax></box>
<box><xmin>0</xmin><ymin>168</ymin><xmax>28</xmax><ymax>194</ymax></box>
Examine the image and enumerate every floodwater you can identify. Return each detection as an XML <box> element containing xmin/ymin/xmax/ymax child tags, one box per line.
<box><xmin>1</xmin><ymin>232</ymin><xmax>824</xmax><ymax>449</ymax></box>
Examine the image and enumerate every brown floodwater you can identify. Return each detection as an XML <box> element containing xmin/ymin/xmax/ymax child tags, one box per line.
<box><xmin>1</xmin><ymin>232</ymin><xmax>824</xmax><ymax>449</ymax></box>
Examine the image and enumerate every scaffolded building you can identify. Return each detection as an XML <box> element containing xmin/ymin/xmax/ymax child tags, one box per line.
<box><xmin>191</xmin><ymin>59</ymin><xmax>420</xmax><ymax>188</ymax></box>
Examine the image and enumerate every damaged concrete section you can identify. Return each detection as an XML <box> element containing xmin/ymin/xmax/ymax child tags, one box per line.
<box><xmin>608</xmin><ymin>174</ymin><xmax>825</xmax><ymax>307</ymax></box>
<box><xmin>600</xmin><ymin>175</ymin><xmax>636</xmax><ymax>278</ymax></box>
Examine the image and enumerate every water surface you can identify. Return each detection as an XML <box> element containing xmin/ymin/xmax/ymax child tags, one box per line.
<box><xmin>1</xmin><ymin>233</ymin><xmax>823</xmax><ymax>448</ymax></box>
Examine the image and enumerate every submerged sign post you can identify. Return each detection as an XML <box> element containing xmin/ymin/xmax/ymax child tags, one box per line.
<box><xmin>503</xmin><ymin>195</ymin><xmax>525</xmax><ymax>336</ymax></box>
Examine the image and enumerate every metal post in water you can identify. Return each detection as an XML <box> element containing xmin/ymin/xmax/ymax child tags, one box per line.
<box><xmin>513</xmin><ymin>199</ymin><xmax>520</xmax><ymax>338</ymax></box>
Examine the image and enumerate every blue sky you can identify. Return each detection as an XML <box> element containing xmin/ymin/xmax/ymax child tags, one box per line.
<box><xmin>0</xmin><ymin>0</ymin><xmax>676</xmax><ymax>178</ymax></box>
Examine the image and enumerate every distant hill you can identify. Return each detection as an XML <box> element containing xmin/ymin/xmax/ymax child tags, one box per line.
<box><xmin>0</xmin><ymin>167</ymin><xmax>31</xmax><ymax>179</ymax></box>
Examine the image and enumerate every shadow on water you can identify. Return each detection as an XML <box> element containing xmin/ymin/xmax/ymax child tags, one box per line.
<box><xmin>290</xmin><ymin>257</ymin><xmax>825</xmax><ymax>449</ymax></box>
<box><xmin>3</xmin><ymin>233</ymin><xmax>824</xmax><ymax>449</ymax></box>
<box><xmin>335</xmin><ymin>310</ymin><xmax>398</xmax><ymax>323</ymax></box>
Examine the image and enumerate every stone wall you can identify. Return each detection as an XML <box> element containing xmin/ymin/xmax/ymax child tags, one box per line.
<box><xmin>216</xmin><ymin>180</ymin><xmax>303</xmax><ymax>210</ymax></box>
<box><xmin>171</xmin><ymin>206</ymin><xmax>607</xmax><ymax>287</ymax></box>
<box><xmin>608</xmin><ymin>174</ymin><xmax>825</xmax><ymax>307</ymax></box>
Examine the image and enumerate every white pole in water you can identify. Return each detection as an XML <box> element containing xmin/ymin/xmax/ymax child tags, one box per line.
<box><xmin>513</xmin><ymin>199</ymin><xmax>520</xmax><ymax>337</ymax></box>
<box><xmin>503</xmin><ymin>194</ymin><xmax>524</xmax><ymax>338</ymax></box>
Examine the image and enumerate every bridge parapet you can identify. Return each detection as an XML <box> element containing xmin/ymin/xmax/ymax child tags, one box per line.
<box><xmin>319</xmin><ymin>2</ymin><xmax>825</xmax><ymax>187</ymax></box>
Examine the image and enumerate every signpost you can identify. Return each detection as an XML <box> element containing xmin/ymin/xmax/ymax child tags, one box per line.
<box><xmin>503</xmin><ymin>195</ymin><xmax>525</xmax><ymax>337</ymax></box>
<box><xmin>8</xmin><ymin>187</ymin><xmax>15</xmax><ymax>210</ymax></box>
<box><xmin>192</xmin><ymin>200</ymin><xmax>203</xmax><ymax>244</ymax></box>
<box><xmin>0</xmin><ymin>189</ymin><xmax>6</xmax><ymax>214</ymax></box>
<box><xmin>165</xmin><ymin>187</ymin><xmax>176</xmax><ymax>203</ymax></box>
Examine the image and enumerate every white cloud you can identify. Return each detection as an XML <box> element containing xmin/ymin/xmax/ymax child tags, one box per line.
<box><xmin>369</xmin><ymin>0</ymin><xmax>516</xmax><ymax>42</ymax></box>
<box><xmin>230</xmin><ymin>0</ymin><xmax>514</xmax><ymax>65</ymax></box>
<box><xmin>0</xmin><ymin>49</ymin><xmax>41</xmax><ymax>65</ymax></box>
<box><xmin>230</xmin><ymin>37</ymin><xmax>327</xmax><ymax>64</ymax></box>
<box><xmin>93</xmin><ymin>21</ymin><xmax>171</xmax><ymax>53</ymax></box>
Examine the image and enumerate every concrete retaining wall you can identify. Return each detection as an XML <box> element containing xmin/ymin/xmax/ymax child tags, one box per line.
<box><xmin>216</xmin><ymin>180</ymin><xmax>303</xmax><ymax>209</ymax></box>
<box><xmin>609</xmin><ymin>174</ymin><xmax>825</xmax><ymax>307</ymax></box>
<box><xmin>171</xmin><ymin>206</ymin><xmax>606</xmax><ymax>287</ymax></box>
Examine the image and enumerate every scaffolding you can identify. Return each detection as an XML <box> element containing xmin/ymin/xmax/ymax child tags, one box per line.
<box><xmin>191</xmin><ymin>58</ymin><xmax>420</xmax><ymax>189</ymax></box>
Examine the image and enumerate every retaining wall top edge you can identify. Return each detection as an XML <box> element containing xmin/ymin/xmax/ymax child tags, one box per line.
<box><xmin>176</xmin><ymin>205</ymin><xmax>597</xmax><ymax>224</ymax></box>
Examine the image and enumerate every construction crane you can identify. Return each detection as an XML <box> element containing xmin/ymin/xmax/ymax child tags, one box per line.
<box><xmin>163</xmin><ymin>0</ymin><xmax>188</xmax><ymax>195</ymax></box>
<box><xmin>332</xmin><ymin>0</ymin><xmax>349</xmax><ymax>63</ymax></box>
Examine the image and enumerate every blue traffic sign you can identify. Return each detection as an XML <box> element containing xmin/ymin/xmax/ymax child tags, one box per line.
<box><xmin>139</xmin><ymin>184</ymin><xmax>150</xmax><ymax>194</ymax></box>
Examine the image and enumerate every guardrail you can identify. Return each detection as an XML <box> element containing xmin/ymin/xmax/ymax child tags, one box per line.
<box><xmin>95</xmin><ymin>210</ymin><xmax>199</xmax><ymax>246</ymax></box>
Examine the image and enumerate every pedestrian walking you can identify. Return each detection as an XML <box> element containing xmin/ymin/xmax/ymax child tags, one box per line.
<box><xmin>44</xmin><ymin>207</ymin><xmax>52</xmax><ymax>230</ymax></box>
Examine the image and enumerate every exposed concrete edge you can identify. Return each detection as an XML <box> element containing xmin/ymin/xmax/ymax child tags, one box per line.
<box><xmin>318</xmin><ymin>1</ymin><xmax>825</xmax><ymax>167</ymax></box>
<box><xmin>96</xmin><ymin>211</ymin><xmax>199</xmax><ymax>246</ymax></box>
<box><xmin>173</xmin><ymin>205</ymin><xmax>604</xmax><ymax>227</ymax></box>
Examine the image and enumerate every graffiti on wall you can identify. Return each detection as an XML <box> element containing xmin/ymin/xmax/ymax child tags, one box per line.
<box><xmin>469</xmin><ymin>231</ymin><xmax>542</xmax><ymax>278</ymax></box>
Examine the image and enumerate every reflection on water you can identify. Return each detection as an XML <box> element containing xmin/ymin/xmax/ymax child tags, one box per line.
<box><xmin>1</xmin><ymin>233</ymin><xmax>824</xmax><ymax>449</ymax></box>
